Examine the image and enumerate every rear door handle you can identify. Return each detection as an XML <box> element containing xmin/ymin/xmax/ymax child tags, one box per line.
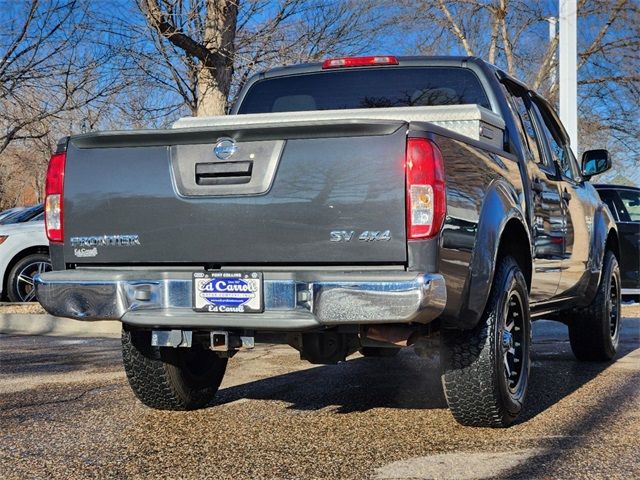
<box><xmin>195</xmin><ymin>161</ymin><xmax>253</xmax><ymax>185</ymax></box>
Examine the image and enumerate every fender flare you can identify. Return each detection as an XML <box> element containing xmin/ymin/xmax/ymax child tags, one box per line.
<box><xmin>443</xmin><ymin>179</ymin><xmax>531</xmax><ymax>330</ymax></box>
<box><xmin>581</xmin><ymin>201</ymin><xmax>618</xmax><ymax>305</ymax></box>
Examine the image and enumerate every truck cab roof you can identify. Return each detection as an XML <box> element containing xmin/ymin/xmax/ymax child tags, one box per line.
<box><xmin>258</xmin><ymin>56</ymin><xmax>490</xmax><ymax>78</ymax></box>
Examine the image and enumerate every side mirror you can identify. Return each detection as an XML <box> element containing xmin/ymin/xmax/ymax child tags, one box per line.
<box><xmin>581</xmin><ymin>149</ymin><xmax>611</xmax><ymax>180</ymax></box>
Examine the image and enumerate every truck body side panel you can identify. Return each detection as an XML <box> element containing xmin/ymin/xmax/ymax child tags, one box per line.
<box><xmin>420</xmin><ymin>132</ymin><xmax>527</xmax><ymax>328</ymax></box>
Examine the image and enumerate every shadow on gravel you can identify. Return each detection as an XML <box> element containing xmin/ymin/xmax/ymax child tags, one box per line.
<box><xmin>213</xmin><ymin>319</ymin><xmax>640</xmax><ymax>419</ymax></box>
<box><xmin>497</xmin><ymin>357</ymin><xmax>640</xmax><ymax>479</ymax></box>
<box><xmin>214</xmin><ymin>351</ymin><xmax>448</xmax><ymax>412</ymax></box>
<box><xmin>0</xmin><ymin>337</ymin><xmax>122</xmax><ymax>376</ymax></box>
<box><xmin>2</xmin><ymin>319</ymin><xmax>637</xmax><ymax>422</ymax></box>
<box><xmin>520</xmin><ymin>318</ymin><xmax>639</xmax><ymax>423</ymax></box>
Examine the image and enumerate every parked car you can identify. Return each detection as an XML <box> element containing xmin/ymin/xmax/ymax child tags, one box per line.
<box><xmin>0</xmin><ymin>203</ymin><xmax>44</xmax><ymax>225</ymax></box>
<box><xmin>0</xmin><ymin>207</ymin><xmax>26</xmax><ymax>223</ymax></box>
<box><xmin>35</xmin><ymin>55</ymin><xmax>619</xmax><ymax>427</ymax></box>
<box><xmin>0</xmin><ymin>218</ymin><xmax>51</xmax><ymax>302</ymax></box>
<box><xmin>595</xmin><ymin>184</ymin><xmax>640</xmax><ymax>298</ymax></box>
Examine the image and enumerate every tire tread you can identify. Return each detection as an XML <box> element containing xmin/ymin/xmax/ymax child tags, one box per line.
<box><xmin>441</xmin><ymin>256</ymin><xmax>529</xmax><ymax>427</ymax></box>
<box><xmin>121</xmin><ymin>328</ymin><xmax>226</xmax><ymax>410</ymax></box>
<box><xmin>568</xmin><ymin>251</ymin><xmax>619</xmax><ymax>361</ymax></box>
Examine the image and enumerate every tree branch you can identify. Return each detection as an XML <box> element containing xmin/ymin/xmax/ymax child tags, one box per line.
<box><xmin>437</xmin><ymin>0</ymin><xmax>474</xmax><ymax>55</ymax></box>
<box><xmin>140</xmin><ymin>0</ymin><xmax>224</xmax><ymax>69</ymax></box>
<box><xmin>578</xmin><ymin>0</ymin><xmax>627</xmax><ymax>69</ymax></box>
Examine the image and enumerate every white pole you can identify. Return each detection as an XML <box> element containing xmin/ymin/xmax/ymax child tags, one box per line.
<box><xmin>559</xmin><ymin>0</ymin><xmax>578</xmax><ymax>155</ymax></box>
<box><xmin>547</xmin><ymin>17</ymin><xmax>557</xmax><ymax>92</ymax></box>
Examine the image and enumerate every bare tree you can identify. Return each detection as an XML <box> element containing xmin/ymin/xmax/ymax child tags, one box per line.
<box><xmin>0</xmin><ymin>1</ymin><xmax>130</xmax><ymax>207</ymax></box>
<box><xmin>139</xmin><ymin>0</ymin><xmax>238</xmax><ymax>116</ymax></box>
<box><xmin>232</xmin><ymin>1</ymin><xmax>384</xmax><ymax>100</ymax></box>
<box><xmin>0</xmin><ymin>1</ymin><xmax>124</xmax><ymax>155</ymax></box>
<box><xmin>125</xmin><ymin>0</ymin><xmax>387</xmax><ymax>117</ymax></box>
<box><xmin>393</xmin><ymin>0</ymin><xmax>639</xmax><ymax>174</ymax></box>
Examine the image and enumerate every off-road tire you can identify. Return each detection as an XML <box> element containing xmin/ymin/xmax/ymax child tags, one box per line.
<box><xmin>568</xmin><ymin>251</ymin><xmax>621</xmax><ymax>361</ymax></box>
<box><xmin>122</xmin><ymin>327</ymin><xmax>227</xmax><ymax>410</ymax></box>
<box><xmin>359</xmin><ymin>346</ymin><xmax>401</xmax><ymax>358</ymax></box>
<box><xmin>441</xmin><ymin>255</ymin><xmax>531</xmax><ymax>427</ymax></box>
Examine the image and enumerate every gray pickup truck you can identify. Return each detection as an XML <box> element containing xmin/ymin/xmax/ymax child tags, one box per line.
<box><xmin>36</xmin><ymin>56</ymin><xmax>620</xmax><ymax>427</ymax></box>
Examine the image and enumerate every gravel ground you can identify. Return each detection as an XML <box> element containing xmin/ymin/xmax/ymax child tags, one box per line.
<box><xmin>1</xmin><ymin>315</ymin><xmax>638</xmax><ymax>480</ymax></box>
<box><xmin>0</xmin><ymin>303</ymin><xmax>45</xmax><ymax>314</ymax></box>
<box><xmin>623</xmin><ymin>302</ymin><xmax>640</xmax><ymax>317</ymax></box>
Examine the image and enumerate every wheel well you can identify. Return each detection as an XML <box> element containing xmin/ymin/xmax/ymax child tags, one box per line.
<box><xmin>2</xmin><ymin>246</ymin><xmax>49</xmax><ymax>299</ymax></box>
<box><xmin>605</xmin><ymin>229</ymin><xmax>620</xmax><ymax>262</ymax></box>
<box><xmin>496</xmin><ymin>219</ymin><xmax>532</xmax><ymax>291</ymax></box>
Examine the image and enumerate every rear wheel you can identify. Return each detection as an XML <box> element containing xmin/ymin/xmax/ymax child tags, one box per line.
<box><xmin>7</xmin><ymin>253</ymin><xmax>51</xmax><ymax>302</ymax></box>
<box><xmin>568</xmin><ymin>251</ymin><xmax>621</xmax><ymax>361</ymax></box>
<box><xmin>122</xmin><ymin>327</ymin><xmax>227</xmax><ymax>410</ymax></box>
<box><xmin>441</xmin><ymin>255</ymin><xmax>531</xmax><ymax>427</ymax></box>
<box><xmin>359</xmin><ymin>346</ymin><xmax>401</xmax><ymax>358</ymax></box>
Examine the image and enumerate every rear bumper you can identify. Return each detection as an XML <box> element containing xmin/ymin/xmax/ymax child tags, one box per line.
<box><xmin>34</xmin><ymin>269</ymin><xmax>446</xmax><ymax>331</ymax></box>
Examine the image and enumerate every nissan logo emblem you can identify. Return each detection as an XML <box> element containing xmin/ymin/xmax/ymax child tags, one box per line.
<box><xmin>214</xmin><ymin>138</ymin><xmax>237</xmax><ymax>160</ymax></box>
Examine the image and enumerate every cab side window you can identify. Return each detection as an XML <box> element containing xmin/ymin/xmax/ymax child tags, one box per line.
<box><xmin>511</xmin><ymin>97</ymin><xmax>545</xmax><ymax>166</ymax></box>
<box><xmin>530</xmin><ymin>100</ymin><xmax>578</xmax><ymax>181</ymax></box>
<box><xmin>500</xmin><ymin>84</ymin><xmax>548</xmax><ymax>169</ymax></box>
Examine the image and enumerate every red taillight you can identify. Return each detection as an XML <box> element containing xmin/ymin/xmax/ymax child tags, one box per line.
<box><xmin>322</xmin><ymin>56</ymin><xmax>399</xmax><ymax>69</ymax></box>
<box><xmin>45</xmin><ymin>151</ymin><xmax>66</xmax><ymax>243</ymax></box>
<box><xmin>405</xmin><ymin>138</ymin><xmax>446</xmax><ymax>240</ymax></box>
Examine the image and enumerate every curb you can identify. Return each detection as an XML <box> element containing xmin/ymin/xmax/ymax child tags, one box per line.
<box><xmin>0</xmin><ymin>313</ymin><xmax>120</xmax><ymax>338</ymax></box>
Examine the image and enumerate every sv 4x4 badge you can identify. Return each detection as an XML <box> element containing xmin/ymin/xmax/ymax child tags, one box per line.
<box><xmin>330</xmin><ymin>230</ymin><xmax>392</xmax><ymax>242</ymax></box>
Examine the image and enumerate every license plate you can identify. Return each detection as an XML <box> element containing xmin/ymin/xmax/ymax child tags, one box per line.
<box><xmin>192</xmin><ymin>272</ymin><xmax>263</xmax><ymax>313</ymax></box>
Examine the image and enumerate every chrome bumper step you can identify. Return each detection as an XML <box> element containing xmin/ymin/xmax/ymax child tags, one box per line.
<box><xmin>35</xmin><ymin>269</ymin><xmax>446</xmax><ymax>331</ymax></box>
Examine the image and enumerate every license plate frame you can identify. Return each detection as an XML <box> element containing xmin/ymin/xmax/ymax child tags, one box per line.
<box><xmin>192</xmin><ymin>271</ymin><xmax>263</xmax><ymax>313</ymax></box>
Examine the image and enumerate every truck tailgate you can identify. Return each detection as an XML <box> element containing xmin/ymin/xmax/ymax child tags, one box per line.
<box><xmin>62</xmin><ymin>120</ymin><xmax>408</xmax><ymax>265</ymax></box>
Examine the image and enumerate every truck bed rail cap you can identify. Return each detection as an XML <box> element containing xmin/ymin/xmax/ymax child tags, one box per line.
<box><xmin>172</xmin><ymin>104</ymin><xmax>505</xmax><ymax>130</ymax></box>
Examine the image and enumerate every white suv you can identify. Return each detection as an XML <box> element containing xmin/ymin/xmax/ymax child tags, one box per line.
<box><xmin>0</xmin><ymin>220</ymin><xmax>50</xmax><ymax>302</ymax></box>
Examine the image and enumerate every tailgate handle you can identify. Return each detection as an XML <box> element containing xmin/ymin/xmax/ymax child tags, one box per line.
<box><xmin>195</xmin><ymin>161</ymin><xmax>253</xmax><ymax>185</ymax></box>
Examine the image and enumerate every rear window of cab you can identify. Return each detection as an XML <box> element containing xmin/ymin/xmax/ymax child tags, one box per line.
<box><xmin>238</xmin><ymin>67</ymin><xmax>491</xmax><ymax>114</ymax></box>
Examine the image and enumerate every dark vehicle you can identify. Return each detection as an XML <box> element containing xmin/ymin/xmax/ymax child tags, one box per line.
<box><xmin>0</xmin><ymin>207</ymin><xmax>24</xmax><ymax>223</ymax></box>
<box><xmin>0</xmin><ymin>204</ymin><xmax>44</xmax><ymax>225</ymax></box>
<box><xmin>35</xmin><ymin>56</ymin><xmax>620</xmax><ymax>427</ymax></box>
<box><xmin>595</xmin><ymin>184</ymin><xmax>640</xmax><ymax>298</ymax></box>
